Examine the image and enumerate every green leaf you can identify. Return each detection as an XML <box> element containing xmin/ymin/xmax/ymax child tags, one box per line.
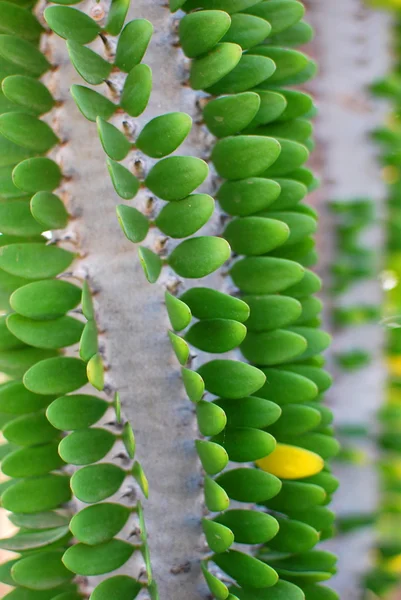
<box><xmin>106</xmin><ymin>0</ymin><xmax>129</xmax><ymax>35</ymax></box>
<box><xmin>258</xmin><ymin>367</ymin><xmax>318</xmax><ymax>404</ymax></box>
<box><xmin>115</xmin><ymin>19</ymin><xmax>153</xmax><ymax>72</ymax></box>
<box><xmin>0</xmin><ymin>559</ymin><xmax>19</xmax><ymax>585</ymax></box>
<box><xmin>183</xmin><ymin>0</ymin><xmax>262</xmax><ymax>14</ymax></box>
<box><xmin>3</xmin><ymin>411</ymin><xmax>58</xmax><ymax>445</ymax></box>
<box><xmin>107</xmin><ymin>158</ymin><xmax>139</xmax><ymax>199</ymax></box>
<box><xmin>269</xmin><ymin>404</ymin><xmax>321</xmax><ymax>437</ymax></box>
<box><xmin>196</xmin><ymin>439</ymin><xmax>228</xmax><ymax>474</ymax></box>
<box><xmin>201</xmin><ymin>561</ymin><xmax>229</xmax><ymax>600</ymax></box>
<box><xmin>120</xmin><ymin>64</ymin><xmax>152</xmax><ymax>117</ymax></box>
<box><xmin>116</xmin><ymin>204</ymin><xmax>149</xmax><ymax>243</ymax></box>
<box><xmin>12</xmin><ymin>551</ymin><xmax>73</xmax><ymax>590</ymax></box>
<box><xmin>138</xmin><ymin>246</ymin><xmax>162</xmax><ymax>283</ymax></box>
<box><xmin>265</xmin><ymin>481</ymin><xmax>326</xmax><ymax>512</ymax></box>
<box><xmin>276</xmin><ymin>89</ymin><xmax>314</xmax><ymax>122</ymax></box>
<box><xmin>185</xmin><ymin>318</ymin><xmax>246</xmax><ymax>353</ymax></box>
<box><xmin>0</xmin><ymin>133</ymin><xmax>35</xmax><ymax>167</ymax></box>
<box><xmin>0</xmin><ymin>347</ymin><xmax>58</xmax><ymax>379</ymax></box>
<box><xmin>165</xmin><ymin>291</ymin><xmax>191</xmax><ymax>331</ymax></box>
<box><xmin>0</xmin><ymin>35</ymin><xmax>50</xmax><ymax>77</ymax></box>
<box><xmin>285</xmin><ymin>269</ymin><xmax>321</xmax><ymax>298</ymax></box>
<box><xmin>254</xmin><ymin>46</ymin><xmax>308</xmax><ymax>84</ymax></box>
<box><xmin>2</xmin><ymin>75</ymin><xmax>54</xmax><ymax>115</ymax></box>
<box><xmin>70</xmin><ymin>503</ymin><xmax>130</xmax><ymax>546</ymax></box>
<box><xmin>215</xmin><ymin>396</ymin><xmax>281</xmax><ymax>430</ymax></box>
<box><xmin>71</xmin><ymin>84</ymin><xmax>115</xmax><ymax>122</ymax></box>
<box><xmin>261</xmin><ymin>139</ymin><xmax>309</xmax><ymax>178</ymax></box>
<box><xmin>198</xmin><ymin>360</ymin><xmax>265</xmax><ymax>398</ymax></box>
<box><xmin>255</xmin><ymin>118</ymin><xmax>312</xmax><ymax>143</ymax></box>
<box><xmin>47</xmin><ymin>394</ymin><xmax>108</xmax><ymax>430</ymax></box>
<box><xmin>204</xmin><ymin>476</ymin><xmax>230</xmax><ymax>511</ymax></box>
<box><xmin>45</xmin><ymin>6</ymin><xmax>100</xmax><ymax>43</ymax></box>
<box><xmin>213</xmin><ymin>427</ymin><xmax>276</xmax><ymax>462</ymax></box>
<box><xmin>24</xmin><ymin>356</ymin><xmax>88</xmax><ymax>395</ymax></box>
<box><xmin>170</xmin><ymin>0</ymin><xmax>187</xmax><ymax>11</ymax></box>
<box><xmin>0</xmin><ymin>243</ymin><xmax>73</xmax><ymax>279</ymax></box>
<box><xmin>288</xmin><ymin>326</ymin><xmax>331</xmax><ymax>360</ymax></box>
<box><xmin>244</xmin><ymin>295</ymin><xmax>301</xmax><ymax>332</ymax></box>
<box><xmin>224</xmin><ymin>216</ymin><xmax>289</xmax><ymax>255</ymax></box>
<box><xmin>97</xmin><ymin>116</ymin><xmax>131</xmax><ymax>161</ymax></box>
<box><xmin>0</xmin><ymin>2</ymin><xmax>43</xmax><ymax>41</ymax></box>
<box><xmin>136</xmin><ymin>112</ymin><xmax>192</xmax><ymax>158</ymax></box>
<box><xmin>190</xmin><ymin>42</ymin><xmax>242</xmax><ymax>90</ymax></box>
<box><xmin>122</xmin><ymin>421</ymin><xmax>136</xmax><ymax>458</ymax></box>
<box><xmin>114</xmin><ymin>390</ymin><xmax>121</xmax><ymax>423</ymax></box>
<box><xmin>269</xmin><ymin>517</ymin><xmax>319</xmax><ymax>553</ymax></box>
<box><xmin>215</xmin><ymin>509</ymin><xmax>279</xmax><ymax>544</ymax></box>
<box><xmin>0</xmin><ymin>380</ymin><xmax>51</xmax><ymax>415</ymax></box>
<box><xmin>30</xmin><ymin>192</ymin><xmax>68</xmax><ymax>230</ymax></box>
<box><xmin>204</xmin><ymin>92</ymin><xmax>260</xmax><ymax>138</ymax></box>
<box><xmin>156</xmin><ymin>193</ymin><xmax>215</xmax><ymax>238</ymax></box>
<box><xmin>179</xmin><ymin>10</ymin><xmax>231</xmax><ymax>58</ymax></box>
<box><xmin>2</xmin><ymin>474</ymin><xmax>71</xmax><ymax>513</ymax></box>
<box><xmin>213</xmin><ymin>551</ymin><xmax>278</xmax><ymax>589</ymax></box>
<box><xmin>207</xmin><ymin>54</ymin><xmax>276</xmax><ymax>95</ymax></box>
<box><xmin>0</xmin><ymin>200</ymin><xmax>43</xmax><ymax>236</ymax></box>
<box><xmin>0</xmin><ymin>526</ymin><xmax>69</xmax><ymax>551</ymax></box>
<box><xmin>71</xmin><ymin>463</ymin><xmax>125</xmax><ymax>503</ymax></box>
<box><xmin>217</xmin><ymin>177</ymin><xmax>280</xmax><ymax>216</ymax></box>
<box><xmin>249</xmin><ymin>90</ymin><xmax>287</xmax><ymax>128</ymax></box>
<box><xmin>231</xmin><ymin>580</ymin><xmax>305</xmax><ymax>600</ymax></box>
<box><xmin>67</xmin><ymin>40</ymin><xmax>111</xmax><ymax>85</ymax></box>
<box><xmin>182</xmin><ymin>367</ymin><xmax>204</xmax><ymax>402</ymax></box>
<box><xmin>59</xmin><ymin>428</ymin><xmax>115</xmax><ymax>465</ymax></box>
<box><xmin>180</xmin><ymin>287</ymin><xmax>249</xmax><ymax>322</ymax></box>
<box><xmin>267</xmin><ymin>19</ymin><xmax>314</xmax><ymax>46</ymax></box>
<box><xmin>302</xmin><ymin>585</ymin><xmax>339</xmax><ymax>600</ymax></box>
<box><xmin>262</xmin><ymin>211</ymin><xmax>316</xmax><ymax>247</ymax></box>
<box><xmin>282</xmin><ymin>365</ymin><xmax>332</xmax><ymax>393</ymax></box>
<box><xmin>9</xmin><ymin>511</ymin><xmax>69</xmax><ymax>530</ymax></box>
<box><xmin>0</xmin><ymin>314</ymin><xmax>25</xmax><ymax>350</ymax></box>
<box><xmin>245</xmin><ymin>0</ymin><xmax>305</xmax><ymax>34</ymax></box>
<box><xmin>280</xmin><ymin>433</ymin><xmax>339</xmax><ymax>460</ymax></box>
<box><xmin>231</xmin><ymin>257</ymin><xmax>304</xmax><ymax>294</ymax></box>
<box><xmin>132</xmin><ymin>460</ymin><xmax>149</xmax><ymax>498</ymax></box>
<box><xmin>168</xmin><ymin>237</ymin><xmax>230</xmax><ymax>278</ymax></box>
<box><xmin>82</xmin><ymin>280</ymin><xmax>94</xmax><ymax>320</ymax></box>
<box><xmin>196</xmin><ymin>400</ymin><xmax>227</xmax><ymax>436</ymax></box>
<box><xmin>145</xmin><ymin>156</ymin><xmax>208</xmax><ymax>201</ymax></box>
<box><xmin>91</xmin><ymin>576</ymin><xmax>141</xmax><ymax>600</ymax></box>
<box><xmin>212</xmin><ymin>136</ymin><xmax>281</xmax><ymax>180</ymax></box>
<box><xmin>223</xmin><ymin>13</ymin><xmax>270</xmax><ymax>50</ymax></box>
<box><xmin>10</xmin><ymin>280</ymin><xmax>81</xmax><ymax>320</ymax></box>
<box><xmin>294</xmin><ymin>296</ymin><xmax>322</xmax><ymax>325</ymax></box>
<box><xmin>7</xmin><ymin>313</ymin><xmax>84</xmax><ymax>349</ymax></box>
<box><xmin>79</xmin><ymin>320</ymin><xmax>98</xmax><ymax>362</ymax></box>
<box><xmin>241</xmin><ymin>329</ymin><xmax>307</xmax><ymax>365</ymax></box>
<box><xmin>216</xmin><ymin>468</ymin><xmax>281</xmax><ymax>503</ymax></box>
<box><xmin>168</xmin><ymin>331</ymin><xmax>189</xmax><ymax>365</ymax></box>
<box><xmin>267</xmin><ymin>550</ymin><xmax>336</xmax><ymax>585</ymax></box>
<box><xmin>87</xmin><ymin>352</ymin><xmax>104</xmax><ymax>391</ymax></box>
<box><xmin>202</xmin><ymin>519</ymin><xmax>234</xmax><ymax>553</ymax></box>
<box><xmin>13</xmin><ymin>157</ymin><xmax>62</xmax><ymax>192</ymax></box>
<box><xmin>2</xmin><ymin>441</ymin><xmax>64</xmax><ymax>477</ymax></box>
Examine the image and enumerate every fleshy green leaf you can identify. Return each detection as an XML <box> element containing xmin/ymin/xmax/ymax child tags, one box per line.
<box><xmin>165</xmin><ymin>291</ymin><xmax>191</xmax><ymax>331</ymax></box>
<box><xmin>7</xmin><ymin>313</ymin><xmax>84</xmax><ymax>349</ymax></box>
<box><xmin>2</xmin><ymin>474</ymin><xmax>71</xmax><ymax>513</ymax></box>
<box><xmin>107</xmin><ymin>158</ymin><xmax>139</xmax><ymax>200</ymax></box>
<box><xmin>231</xmin><ymin>256</ymin><xmax>304</xmax><ymax>294</ymax></box>
<box><xmin>244</xmin><ymin>294</ymin><xmax>302</xmax><ymax>331</ymax></box>
<box><xmin>146</xmin><ymin>156</ymin><xmax>208</xmax><ymax>201</ymax></box>
<box><xmin>168</xmin><ymin>330</ymin><xmax>190</xmax><ymax>365</ymax></box>
<box><xmin>262</xmin><ymin>138</ymin><xmax>309</xmax><ymax>178</ymax></box>
<box><xmin>117</xmin><ymin>204</ymin><xmax>149</xmax><ymax>243</ymax></box>
<box><xmin>0</xmin><ymin>2</ymin><xmax>43</xmax><ymax>41</ymax></box>
<box><xmin>222</xmin><ymin>13</ymin><xmax>271</xmax><ymax>50</ymax></box>
<box><xmin>0</xmin><ymin>380</ymin><xmax>52</xmax><ymax>415</ymax></box>
<box><xmin>115</xmin><ymin>19</ymin><xmax>153</xmax><ymax>72</ymax></box>
<box><xmin>13</xmin><ymin>157</ymin><xmax>62</xmax><ymax>192</ymax></box>
<box><xmin>265</xmin><ymin>480</ymin><xmax>326</xmax><ymax>512</ymax></box>
<box><xmin>30</xmin><ymin>192</ymin><xmax>68</xmax><ymax>230</ymax></box>
<box><xmin>258</xmin><ymin>367</ymin><xmax>318</xmax><ymax>404</ymax></box>
<box><xmin>202</xmin><ymin>519</ymin><xmax>234</xmax><ymax>553</ymax></box>
<box><xmin>71</xmin><ymin>84</ymin><xmax>115</xmax><ymax>122</ymax></box>
<box><xmin>120</xmin><ymin>64</ymin><xmax>152</xmax><ymax>117</ymax></box>
<box><xmin>180</xmin><ymin>288</ymin><xmax>250</xmax><ymax>322</ymax></box>
<box><xmin>82</xmin><ymin>280</ymin><xmax>94</xmax><ymax>320</ymax></box>
<box><xmin>245</xmin><ymin>0</ymin><xmax>305</xmax><ymax>34</ymax></box>
<box><xmin>71</xmin><ymin>463</ymin><xmax>125</xmax><ymax>503</ymax></box>
<box><xmin>45</xmin><ymin>6</ymin><xmax>100</xmax><ymax>43</ymax></box>
<box><xmin>213</xmin><ymin>550</ymin><xmax>278</xmax><ymax>589</ymax></box>
<box><xmin>47</xmin><ymin>394</ymin><xmax>108</xmax><ymax>430</ymax></box>
<box><xmin>215</xmin><ymin>396</ymin><xmax>281</xmax><ymax>430</ymax></box>
<box><xmin>196</xmin><ymin>400</ymin><xmax>227</xmax><ymax>436</ymax></box>
<box><xmin>212</xmin><ymin>136</ymin><xmax>281</xmax><ymax>180</ymax></box>
<box><xmin>97</xmin><ymin>116</ymin><xmax>131</xmax><ymax>161</ymax></box>
<box><xmin>132</xmin><ymin>460</ymin><xmax>149</xmax><ymax>497</ymax></box>
<box><xmin>213</xmin><ymin>427</ymin><xmax>276</xmax><ymax>462</ymax></box>
<box><xmin>9</xmin><ymin>511</ymin><xmax>69</xmax><ymax>530</ymax></box>
<box><xmin>156</xmin><ymin>193</ymin><xmax>214</xmax><ymax>238</ymax></box>
<box><xmin>138</xmin><ymin>246</ymin><xmax>162</xmax><ymax>284</ymax></box>
<box><xmin>0</xmin><ymin>35</ymin><xmax>50</xmax><ymax>77</ymax></box>
<box><xmin>2</xmin><ymin>441</ymin><xmax>64</xmax><ymax>477</ymax></box>
<box><xmin>198</xmin><ymin>360</ymin><xmax>266</xmax><ymax>399</ymax></box>
<box><xmin>179</xmin><ymin>10</ymin><xmax>231</xmax><ymax>58</ymax></box>
<box><xmin>67</xmin><ymin>40</ymin><xmax>111</xmax><ymax>85</ymax></box>
<box><xmin>0</xmin><ymin>200</ymin><xmax>44</xmax><ymax>236</ymax></box>
<box><xmin>231</xmin><ymin>580</ymin><xmax>305</xmax><ymax>600</ymax></box>
<box><xmin>3</xmin><ymin>411</ymin><xmax>58</xmax><ymax>445</ymax></box>
<box><xmin>268</xmin><ymin>516</ymin><xmax>319</xmax><ymax>553</ymax></box>
<box><xmin>11</xmin><ymin>280</ymin><xmax>81</xmax><ymax>320</ymax></box>
<box><xmin>215</xmin><ymin>509</ymin><xmax>279</xmax><ymax>544</ymax></box>
<box><xmin>224</xmin><ymin>216</ymin><xmax>289</xmax><ymax>255</ymax></box>
<box><xmin>168</xmin><ymin>237</ymin><xmax>230</xmax><ymax>278</ymax></box>
<box><xmin>87</xmin><ymin>352</ymin><xmax>104</xmax><ymax>391</ymax></box>
<box><xmin>79</xmin><ymin>320</ymin><xmax>98</xmax><ymax>362</ymax></box>
<box><xmin>11</xmin><ymin>551</ymin><xmax>73</xmax><ymax>590</ymax></box>
<box><xmin>204</xmin><ymin>92</ymin><xmax>260</xmax><ymax>138</ymax></box>
<box><xmin>106</xmin><ymin>0</ymin><xmax>129</xmax><ymax>35</ymax></box>
<box><xmin>207</xmin><ymin>54</ymin><xmax>276</xmax><ymax>95</ymax></box>
<box><xmin>204</xmin><ymin>476</ymin><xmax>229</xmax><ymax>511</ymax></box>
<box><xmin>59</xmin><ymin>428</ymin><xmax>115</xmax><ymax>465</ymax></box>
<box><xmin>122</xmin><ymin>422</ymin><xmax>136</xmax><ymax>458</ymax></box>
<box><xmin>24</xmin><ymin>356</ymin><xmax>88</xmax><ymax>395</ymax></box>
<box><xmin>196</xmin><ymin>439</ymin><xmax>228</xmax><ymax>475</ymax></box>
<box><xmin>2</xmin><ymin>75</ymin><xmax>55</xmax><ymax>115</ymax></box>
<box><xmin>185</xmin><ymin>318</ymin><xmax>246</xmax><ymax>353</ymax></box>
<box><xmin>240</xmin><ymin>328</ymin><xmax>307</xmax><ymax>365</ymax></box>
<box><xmin>201</xmin><ymin>561</ymin><xmax>229</xmax><ymax>600</ymax></box>
<box><xmin>91</xmin><ymin>576</ymin><xmax>141</xmax><ymax>600</ymax></box>
<box><xmin>190</xmin><ymin>42</ymin><xmax>242</xmax><ymax>90</ymax></box>
<box><xmin>182</xmin><ymin>367</ymin><xmax>204</xmax><ymax>402</ymax></box>
<box><xmin>0</xmin><ymin>526</ymin><xmax>69</xmax><ymax>552</ymax></box>
<box><xmin>136</xmin><ymin>113</ymin><xmax>192</xmax><ymax>158</ymax></box>
<box><xmin>216</xmin><ymin>468</ymin><xmax>281</xmax><ymax>503</ymax></box>
<box><xmin>70</xmin><ymin>503</ymin><xmax>130</xmax><ymax>545</ymax></box>
<box><xmin>0</xmin><ymin>243</ymin><xmax>73</xmax><ymax>280</ymax></box>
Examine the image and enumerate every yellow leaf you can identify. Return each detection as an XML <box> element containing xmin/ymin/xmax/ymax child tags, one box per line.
<box><xmin>256</xmin><ymin>443</ymin><xmax>324</xmax><ymax>480</ymax></box>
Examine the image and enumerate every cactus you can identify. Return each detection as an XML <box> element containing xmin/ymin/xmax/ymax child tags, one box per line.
<box><xmin>0</xmin><ymin>1</ymin><xmax>339</xmax><ymax>599</ymax></box>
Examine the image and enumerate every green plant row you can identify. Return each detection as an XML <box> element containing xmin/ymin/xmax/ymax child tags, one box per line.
<box><xmin>0</xmin><ymin>1</ymin><xmax>155</xmax><ymax>599</ymax></box>
<box><xmin>43</xmin><ymin>0</ymin><xmax>341</xmax><ymax>598</ymax></box>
